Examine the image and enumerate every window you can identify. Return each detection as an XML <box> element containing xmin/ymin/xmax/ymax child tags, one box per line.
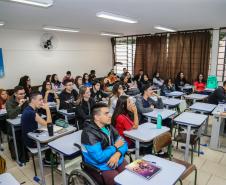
<box><xmin>114</xmin><ymin>37</ymin><xmax>136</xmax><ymax>75</ymax></box>
<box><xmin>216</xmin><ymin>28</ymin><xmax>226</xmax><ymax>86</ymax></box>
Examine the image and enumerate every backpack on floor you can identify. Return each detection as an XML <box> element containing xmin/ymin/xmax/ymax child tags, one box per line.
<box><xmin>0</xmin><ymin>155</ymin><xmax>6</xmax><ymax>174</ymax></box>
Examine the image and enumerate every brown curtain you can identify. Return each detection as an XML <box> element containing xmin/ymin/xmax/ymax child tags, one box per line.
<box><xmin>167</xmin><ymin>31</ymin><xmax>211</xmax><ymax>83</ymax></box>
<box><xmin>134</xmin><ymin>35</ymin><xmax>167</xmax><ymax>79</ymax></box>
<box><xmin>111</xmin><ymin>38</ymin><xmax>116</xmax><ymax>66</ymax></box>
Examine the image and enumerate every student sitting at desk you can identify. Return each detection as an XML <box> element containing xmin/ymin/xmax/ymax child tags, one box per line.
<box><xmin>59</xmin><ymin>79</ymin><xmax>78</xmax><ymax>110</ymax></box>
<box><xmin>0</xmin><ymin>89</ymin><xmax>8</xmax><ymax>134</ymax></box>
<box><xmin>81</xmin><ymin>103</ymin><xmax>128</xmax><ymax>185</ymax></box>
<box><xmin>90</xmin><ymin>80</ymin><xmax>109</xmax><ymax>102</ymax></box>
<box><xmin>161</xmin><ymin>78</ymin><xmax>175</xmax><ymax>96</ymax></box>
<box><xmin>108</xmin><ymin>82</ymin><xmax>125</xmax><ymax>114</ymax></box>
<box><xmin>83</xmin><ymin>73</ymin><xmax>92</xmax><ymax>87</ymax></box>
<box><xmin>21</xmin><ymin>92</ymin><xmax>53</xmax><ymax>166</ymax></box>
<box><xmin>194</xmin><ymin>73</ymin><xmax>206</xmax><ymax>93</ymax></box>
<box><xmin>41</xmin><ymin>81</ymin><xmax>60</xmax><ymax>105</ymax></box>
<box><xmin>0</xmin><ymin>89</ymin><xmax>8</xmax><ymax>110</ymax></box>
<box><xmin>51</xmin><ymin>74</ymin><xmax>62</xmax><ymax>90</ymax></box>
<box><xmin>135</xmin><ymin>84</ymin><xmax>164</xmax><ymax>123</ymax></box>
<box><xmin>18</xmin><ymin>75</ymin><xmax>32</xmax><ymax>98</ymax></box>
<box><xmin>112</xmin><ymin>95</ymin><xmax>138</xmax><ymax>148</ymax></box>
<box><xmin>208</xmin><ymin>81</ymin><xmax>226</xmax><ymax>105</ymax></box>
<box><xmin>74</xmin><ymin>76</ymin><xmax>83</xmax><ymax>94</ymax></box>
<box><xmin>62</xmin><ymin>71</ymin><xmax>74</xmax><ymax>84</ymax></box>
<box><xmin>153</xmin><ymin>71</ymin><xmax>164</xmax><ymax>88</ymax></box>
<box><xmin>75</xmin><ymin>86</ymin><xmax>95</xmax><ymax>129</ymax></box>
<box><xmin>6</xmin><ymin>86</ymin><xmax>29</xmax><ymax>119</ymax></box>
<box><xmin>175</xmin><ymin>72</ymin><xmax>189</xmax><ymax>91</ymax></box>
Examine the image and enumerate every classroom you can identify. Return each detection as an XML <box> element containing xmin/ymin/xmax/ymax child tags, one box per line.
<box><xmin>0</xmin><ymin>0</ymin><xmax>226</xmax><ymax>185</ymax></box>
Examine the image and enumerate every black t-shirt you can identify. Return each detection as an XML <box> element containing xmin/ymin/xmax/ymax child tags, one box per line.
<box><xmin>21</xmin><ymin>105</ymin><xmax>38</xmax><ymax>148</ymax></box>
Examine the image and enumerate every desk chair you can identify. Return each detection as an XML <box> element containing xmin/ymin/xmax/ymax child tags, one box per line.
<box><xmin>153</xmin><ymin>132</ymin><xmax>197</xmax><ymax>185</ymax></box>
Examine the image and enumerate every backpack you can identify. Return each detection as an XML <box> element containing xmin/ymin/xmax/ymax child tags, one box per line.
<box><xmin>0</xmin><ymin>155</ymin><xmax>6</xmax><ymax>174</ymax></box>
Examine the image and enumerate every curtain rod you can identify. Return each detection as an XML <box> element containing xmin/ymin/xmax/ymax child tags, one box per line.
<box><xmin>113</xmin><ymin>28</ymin><xmax>213</xmax><ymax>39</ymax></box>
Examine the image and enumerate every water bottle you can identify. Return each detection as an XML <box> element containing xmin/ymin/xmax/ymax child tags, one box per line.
<box><xmin>157</xmin><ymin>113</ymin><xmax>162</xmax><ymax>129</ymax></box>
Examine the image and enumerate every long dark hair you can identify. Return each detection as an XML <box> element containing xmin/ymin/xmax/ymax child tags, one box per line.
<box><xmin>75</xmin><ymin>76</ymin><xmax>83</xmax><ymax>88</ymax></box>
<box><xmin>41</xmin><ymin>80</ymin><xmax>52</xmax><ymax>94</ymax></box>
<box><xmin>76</xmin><ymin>86</ymin><xmax>89</xmax><ymax>105</ymax></box>
<box><xmin>196</xmin><ymin>73</ymin><xmax>206</xmax><ymax>83</ymax></box>
<box><xmin>176</xmin><ymin>72</ymin><xmax>186</xmax><ymax>81</ymax></box>
<box><xmin>83</xmin><ymin>73</ymin><xmax>89</xmax><ymax>83</ymax></box>
<box><xmin>51</xmin><ymin>74</ymin><xmax>61</xmax><ymax>84</ymax></box>
<box><xmin>18</xmin><ymin>75</ymin><xmax>31</xmax><ymax>96</ymax></box>
<box><xmin>111</xmin><ymin>95</ymin><xmax>129</xmax><ymax>126</ymax></box>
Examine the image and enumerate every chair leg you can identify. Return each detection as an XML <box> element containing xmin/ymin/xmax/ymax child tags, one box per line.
<box><xmin>31</xmin><ymin>154</ymin><xmax>37</xmax><ymax>176</ymax></box>
<box><xmin>194</xmin><ymin>168</ymin><xmax>197</xmax><ymax>185</ymax></box>
<box><xmin>179</xmin><ymin>179</ymin><xmax>183</xmax><ymax>185</ymax></box>
<box><xmin>191</xmin><ymin>145</ymin><xmax>194</xmax><ymax>164</ymax></box>
<box><xmin>198</xmin><ymin>139</ymin><xmax>201</xmax><ymax>157</ymax></box>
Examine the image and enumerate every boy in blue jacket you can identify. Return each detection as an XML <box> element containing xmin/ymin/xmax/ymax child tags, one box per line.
<box><xmin>81</xmin><ymin>103</ymin><xmax>128</xmax><ymax>185</ymax></box>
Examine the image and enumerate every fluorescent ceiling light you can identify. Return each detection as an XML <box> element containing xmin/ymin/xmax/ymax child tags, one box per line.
<box><xmin>0</xmin><ymin>21</ymin><xmax>5</xmax><ymax>26</ymax></box>
<box><xmin>154</xmin><ymin>25</ymin><xmax>176</xmax><ymax>32</ymax></box>
<box><xmin>101</xmin><ymin>32</ymin><xmax>123</xmax><ymax>37</ymax></box>
<box><xmin>8</xmin><ymin>0</ymin><xmax>53</xmax><ymax>8</ymax></box>
<box><xmin>96</xmin><ymin>11</ymin><xmax>137</xmax><ymax>24</ymax></box>
<box><xmin>43</xmin><ymin>26</ymin><xmax>80</xmax><ymax>33</ymax></box>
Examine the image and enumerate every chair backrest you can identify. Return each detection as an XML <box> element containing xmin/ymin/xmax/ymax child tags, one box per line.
<box><xmin>153</xmin><ymin>132</ymin><xmax>172</xmax><ymax>153</ymax></box>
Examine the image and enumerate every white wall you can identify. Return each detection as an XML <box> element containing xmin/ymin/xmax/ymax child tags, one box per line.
<box><xmin>0</xmin><ymin>29</ymin><xmax>112</xmax><ymax>89</ymax></box>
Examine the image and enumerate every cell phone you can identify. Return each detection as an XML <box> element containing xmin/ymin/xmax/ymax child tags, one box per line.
<box><xmin>33</xmin><ymin>129</ymin><xmax>44</xmax><ymax>134</ymax></box>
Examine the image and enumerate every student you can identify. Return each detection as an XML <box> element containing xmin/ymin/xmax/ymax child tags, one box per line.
<box><xmin>121</xmin><ymin>75</ymin><xmax>130</xmax><ymax>93</ymax></box>
<box><xmin>21</xmin><ymin>91</ymin><xmax>53</xmax><ymax>165</ymax></box>
<box><xmin>102</xmin><ymin>77</ymin><xmax>112</xmax><ymax>92</ymax></box>
<box><xmin>120</xmin><ymin>68</ymin><xmax>127</xmax><ymax>77</ymax></box>
<box><xmin>175</xmin><ymin>72</ymin><xmax>187</xmax><ymax>91</ymax></box>
<box><xmin>112</xmin><ymin>95</ymin><xmax>138</xmax><ymax>148</ymax></box>
<box><xmin>81</xmin><ymin>103</ymin><xmax>128</xmax><ymax>185</ymax></box>
<box><xmin>62</xmin><ymin>71</ymin><xmax>74</xmax><ymax>84</ymax></box>
<box><xmin>18</xmin><ymin>75</ymin><xmax>32</xmax><ymax>98</ymax></box>
<box><xmin>6</xmin><ymin>86</ymin><xmax>28</xmax><ymax>119</ymax></box>
<box><xmin>139</xmin><ymin>74</ymin><xmax>152</xmax><ymax>92</ymax></box>
<box><xmin>153</xmin><ymin>72</ymin><xmax>164</xmax><ymax>88</ymax></box>
<box><xmin>89</xmin><ymin>70</ymin><xmax>96</xmax><ymax>83</ymax></box>
<box><xmin>51</xmin><ymin>74</ymin><xmax>62</xmax><ymax>90</ymax></box>
<box><xmin>0</xmin><ymin>89</ymin><xmax>8</xmax><ymax>110</ymax></box>
<box><xmin>45</xmin><ymin>74</ymin><xmax>52</xmax><ymax>82</ymax></box>
<box><xmin>109</xmin><ymin>82</ymin><xmax>125</xmax><ymax>114</ymax></box>
<box><xmin>194</xmin><ymin>73</ymin><xmax>206</xmax><ymax>93</ymax></box>
<box><xmin>74</xmin><ymin>76</ymin><xmax>83</xmax><ymax>93</ymax></box>
<box><xmin>208</xmin><ymin>81</ymin><xmax>226</xmax><ymax>105</ymax></box>
<box><xmin>83</xmin><ymin>73</ymin><xmax>92</xmax><ymax>87</ymax></box>
<box><xmin>161</xmin><ymin>78</ymin><xmax>176</xmax><ymax>96</ymax></box>
<box><xmin>134</xmin><ymin>69</ymin><xmax>144</xmax><ymax>85</ymax></box>
<box><xmin>0</xmin><ymin>89</ymin><xmax>8</xmax><ymax>134</ymax></box>
<box><xmin>136</xmin><ymin>84</ymin><xmax>164</xmax><ymax>122</ymax></box>
<box><xmin>41</xmin><ymin>81</ymin><xmax>60</xmax><ymax>105</ymax></box>
<box><xmin>90</xmin><ymin>80</ymin><xmax>109</xmax><ymax>102</ymax></box>
<box><xmin>59</xmin><ymin>79</ymin><xmax>78</xmax><ymax>110</ymax></box>
<box><xmin>107</xmin><ymin>69</ymin><xmax>118</xmax><ymax>85</ymax></box>
<box><xmin>75</xmin><ymin>86</ymin><xmax>95</xmax><ymax>129</ymax></box>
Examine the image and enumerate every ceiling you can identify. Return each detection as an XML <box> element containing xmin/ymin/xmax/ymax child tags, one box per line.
<box><xmin>0</xmin><ymin>0</ymin><xmax>226</xmax><ymax>36</ymax></box>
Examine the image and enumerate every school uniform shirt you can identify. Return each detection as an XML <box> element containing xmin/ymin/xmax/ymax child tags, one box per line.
<box><xmin>21</xmin><ymin>106</ymin><xmax>38</xmax><ymax>148</ymax></box>
<box><xmin>59</xmin><ymin>89</ymin><xmax>78</xmax><ymax>109</ymax></box>
<box><xmin>194</xmin><ymin>81</ymin><xmax>206</xmax><ymax>92</ymax></box>
<box><xmin>115</xmin><ymin>114</ymin><xmax>134</xmax><ymax>147</ymax></box>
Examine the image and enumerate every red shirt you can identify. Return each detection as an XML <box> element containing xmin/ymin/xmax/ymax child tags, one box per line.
<box><xmin>194</xmin><ymin>81</ymin><xmax>206</xmax><ymax>92</ymax></box>
<box><xmin>115</xmin><ymin>114</ymin><xmax>134</xmax><ymax>146</ymax></box>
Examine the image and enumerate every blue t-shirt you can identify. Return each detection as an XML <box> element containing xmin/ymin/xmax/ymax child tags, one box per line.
<box><xmin>41</xmin><ymin>91</ymin><xmax>55</xmax><ymax>102</ymax></box>
<box><xmin>142</xmin><ymin>98</ymin><xmax>150</xmax><ymax>108</ymax></box>
<box><xmin>21</xmin><ymin>106</ymin><xmax>38</xmax><ymax>148</ymax></box>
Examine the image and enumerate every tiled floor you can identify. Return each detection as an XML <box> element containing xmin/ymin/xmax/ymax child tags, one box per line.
<box><xmin>1</xmin><ymin>119</ymin><xmax>226</xmax><ymax>185</ymax></box>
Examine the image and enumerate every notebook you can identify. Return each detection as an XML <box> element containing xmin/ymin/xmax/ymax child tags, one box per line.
<box><xmin>126</xmin><ymin>159</ymin><xmax>161</xmax><ymax>180</ymax></box>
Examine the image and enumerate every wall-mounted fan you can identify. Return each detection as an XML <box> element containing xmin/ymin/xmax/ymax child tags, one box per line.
<box><xmin>40</xmin><ymin>33</ymin><xmax>56</xmax><ymax>50</ymax></box>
